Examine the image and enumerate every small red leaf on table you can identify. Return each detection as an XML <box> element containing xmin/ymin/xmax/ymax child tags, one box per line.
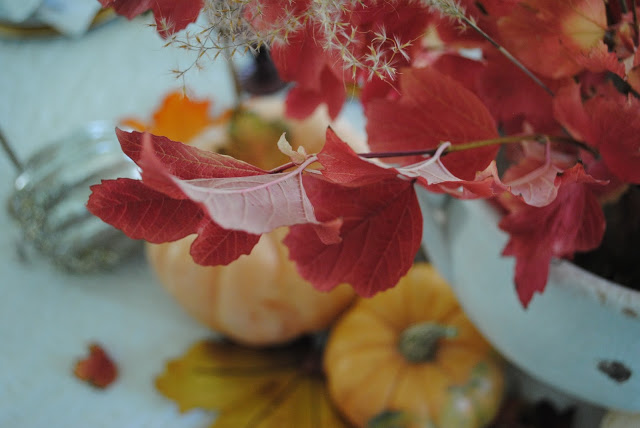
<box><xmin>73</xmin><ymin>343</ymin><xmax>118</xmax><ymax>389</ymax></box>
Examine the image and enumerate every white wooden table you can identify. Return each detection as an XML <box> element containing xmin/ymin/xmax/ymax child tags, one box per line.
<box><xmin>0</xmin><ymin>14</ymin><xmax>230</xmax><ymax>428</ymax></box>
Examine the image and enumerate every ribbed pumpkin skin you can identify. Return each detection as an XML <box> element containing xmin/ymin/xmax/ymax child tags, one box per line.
<box><xmin>323</xmin><ymin>264</ymin><xmax>504</xmax><ymax>428</ymax></box>
<box><xmin>147</xmin><ymin>228</ymin><xmax>356</xmax><ymax>346</ymax></box>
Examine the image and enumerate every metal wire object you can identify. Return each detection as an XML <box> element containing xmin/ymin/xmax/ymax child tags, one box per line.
<box><xmin>6</xmin><ymin>121</ymin><xmax>142</xmax><ymax>273</ymax></box>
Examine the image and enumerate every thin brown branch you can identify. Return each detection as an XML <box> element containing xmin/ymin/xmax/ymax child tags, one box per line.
<box><xmin>359</xmin><ymin>134</ymin><xmax>599</xmax><ymax>159</ymax></box>
<box><xmin>459</xmin><ymin>15</ymin><xmax>555</xmax><ymax>97</ymax></box>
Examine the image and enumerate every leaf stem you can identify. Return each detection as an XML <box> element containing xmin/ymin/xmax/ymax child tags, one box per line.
<box><xmin>228</xmin><ymin>156</ymin><xmax>318</xmax><ymax>192</ymax></box>
<box><xmin>359</xmin><ymin>134</ymin><xmax>598</xmax><ymax>159</ymax></box>
<box><xmin>268</xmin><ymin>135</ymin><xmax>597</xmax><ymax>173</ymax></box>
<box><xmin>359</xmin><ymin>148</ymin><xmax>440</xmax><ymax>159</ymax></box>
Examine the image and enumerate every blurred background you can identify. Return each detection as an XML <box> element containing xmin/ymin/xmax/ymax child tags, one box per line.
<box><xmin>0</xmin><ymin>6</ymin><xmax>235</xmax><ymax>427</ymax></box>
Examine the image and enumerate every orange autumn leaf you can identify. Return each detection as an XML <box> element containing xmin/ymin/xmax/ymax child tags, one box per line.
<box><xmin>122</xmin><ymin>91</ymin><xmax>222</xmax><ymax>143</ymax></box>
<box><xmin>73</xmin><ymin>343</ymin><xmax>118</xmax><ymax>389</ymax></box>
<box><xmin>155</xmin><ymin>338</ymin><xmax>352</xmax><ymax>428</ymax></box>
<box><xmin>497</xmin><ymin>0</ymin><xmax>608</xmax><ymax>79</ymax></box>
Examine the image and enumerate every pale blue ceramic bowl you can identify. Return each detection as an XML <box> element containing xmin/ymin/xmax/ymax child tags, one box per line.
<box><xmin>418</xmin><ymin>189</ymin><xmax>640</xmax><ymax>412</ymax></box>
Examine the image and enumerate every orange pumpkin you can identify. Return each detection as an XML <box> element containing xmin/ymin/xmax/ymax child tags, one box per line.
<box><xmin>147</xmin><ymin>228</ymin><xmax>356</xmax><ymax>346</ymax></box>
<box><xmin>323</xmin><ymin>263</ymin><xmax>505</xmax><ymax>428</ymax></box>
<box><xmin>147</xmin><ymin>98</ymin><xmax>362</xmax><ymax>346</ymax></box>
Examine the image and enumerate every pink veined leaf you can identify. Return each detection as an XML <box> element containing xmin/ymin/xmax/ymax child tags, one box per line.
<box><xmin>502</xmin><ymin>142</ymin><xmax>563</xmax><ymax>207</ymax></box>
<box><xmin>88</xmin><ymin>133</ymin><xmax>267</xmax><ymax>266</ymax></box>
<box><xmin>397</xmin><ymin>143</ymin><xmax>459</xmax><ymax>182</ymax></box>
<box><xmin>396</xmin><ymin>144</ymin><xmax>505</xmax><ymax>199</ymax></box>
<box><xmin>138</xmin><ymin>134</ymin><xmax>340</xmax><ymax>241</ymax></box>
<box><xmin>318</xmin><ymin>130</ymin><xmax>504</xmax><ymax>200</ymax></box>
<box><xmin>172</xmin><ymin>159</ymin><xmax>319</xmax><ymax>235</ymax></box>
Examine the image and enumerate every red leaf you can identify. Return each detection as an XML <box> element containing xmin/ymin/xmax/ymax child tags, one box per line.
<box><xmin>430</xmin><ymin>54</ymin><xmax>486</xmax><ymax>94</ymax></box>
<box><xmin>269</xmin><ymin>19</ymin><xmax>346</xmax><ymax>120</ymax></box>
<box><xmin>409</xmin><ymin>158</ymin><xmax>505</xmax><ymax>200</ymax></box>
<box><xmin>73</xmin><ymin>343</ymin><xmax>118</xmax><ymax>389</ymax></box>
<box><xmin>89</xmin><ymin>132</ymin><xmax>265</xmax><ymax>264</ymax></box>
<box><xmin>317</xmin><ymin>128</ymin><xmax>400</xmax><ymax>186</ymax></box>
<box><xmin>87</xmin><ymin>178</ymin><xmax>204</xmax><ymax>243</ymax></box>
<box><xmin>319</xmin><ymin>128</ymin><xmax>504</xmax><ymax>200</ymax></box>
<box><xmin>116</xmin><ymin>129</ymin><xmax>264</xmax><ymax>180</ymax></box>
<box><xmin>99</xmin><ymin>0</ymin><xmax>203</xmax><ymax>38</ymax></box>
<box><xmin>475</xmin><ymin>50</ymin><xmax>560</xmax><ymax>133</ymax></box>
<box><xmin>499</xmin><ymin>164</ymin><xmax>606</xmax><ymax>307</ymax></box>
<box><xmin>131</xmin><ymin>131</ymin><xmax>341</xmax><ymax>242</ymax></box>
<box><xmin>496</xmin><ymin>0</ymin><xmax>608</xmax><ymax>79</ymax></box>
<box><xmin>365</xmin><ymin>67</ymin><xmax>499</xmax><ymax>180</ymax></box>
<box><xmin>89</xmin><ymin>178</ymin><xmax>260</xmax><ymax>265</ymax></box>
<box><xmin>552</xmin><ymin>82</ymin><xmax>594</xmax><ymax>143</ymax></box>
<box><xmin>284</xmin><ymin>68</ymin><xmax>346</xmax><ymax>120</ymax></box>
<box><xmin>575</xmin><ymin>41</ymin><xmax>626</xmax><ymax>78</ymax></box>
<box><xmin>284</xmin><ymin>175</ymin><xmax>422</xmax><ymax>297</ymax></box>
<box><xmin>254</xmin><ymin>1</ymin><xmax>431</xmax><ymax>119</ymax></box>
<box><xmin>584</xmin><ymin>94</ymin><xmax>640</xmax><ymax>184</ymax></box>
<box><xmin>189</xmin><ymin>222</ymin><xmax>261</xmax><ymax>266</ymax></box>
<box><xmin>553</xmin><ymin>82</ymin><xmax>640</xmax><ymax>184</ymax></box>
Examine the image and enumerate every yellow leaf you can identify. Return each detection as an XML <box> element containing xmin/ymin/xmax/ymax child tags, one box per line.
<box><xmin>155</xmin><ymin>338</ymin><xmax>353</xmax><ymax>428</ymax></box>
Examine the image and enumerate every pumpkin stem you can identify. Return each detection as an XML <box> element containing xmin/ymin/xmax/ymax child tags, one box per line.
<box><xmin>398</xmin><ymin>322</ymin><xmax>457</xmax><ymax>363</ymax></box>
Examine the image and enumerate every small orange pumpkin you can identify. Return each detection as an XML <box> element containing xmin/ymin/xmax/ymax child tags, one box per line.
<box><xmin>148</xmin><ymin>228</ymin><xmax>356</xmax><ymax>347</ymax></box>
<box><xmin>323</xmin><ymin>263</ymin><xmax>504</xmax><ymax>428</ymax></box>
<box><xmin>147</xmin><ymin>98</ymin><xmax>362</xmax><ymax>346</ymax></box>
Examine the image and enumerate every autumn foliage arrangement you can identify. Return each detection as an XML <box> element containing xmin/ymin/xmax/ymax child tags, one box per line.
<box><xmin>91</xmin><ymin>0</ymin><xmax>640</xmax><ymax>308</ymax></box>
